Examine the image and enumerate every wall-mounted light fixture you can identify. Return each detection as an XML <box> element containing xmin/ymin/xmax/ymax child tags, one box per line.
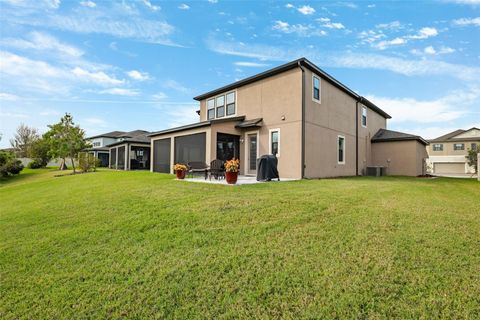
<box><xmin>281</xmin><ymin>115</ymin><xmax>286</xmax><ymax>121</ymax></box>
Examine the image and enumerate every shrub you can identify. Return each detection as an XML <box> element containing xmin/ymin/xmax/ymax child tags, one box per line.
<box><xmin>28</xmin><ymin>159</ymin><xmax>43</xmax><ymax>169</ymax></box>
<box><xmin>78</xmin><ymin>152</ymin><xmax>97</xmax><ymax>173</ymax></box>
<box><xmin>0</xmin><ymin>151</ymin><xmax>24</xmax><ymax>177</ymax></box>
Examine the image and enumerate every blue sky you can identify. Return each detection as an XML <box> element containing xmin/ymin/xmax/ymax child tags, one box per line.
<box><xmin>0</xmin><ymin>0</ymin><xmax>479</xmax><ymax>148</ymax></box>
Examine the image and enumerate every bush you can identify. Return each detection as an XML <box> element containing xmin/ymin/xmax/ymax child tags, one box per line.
<box><xmin>28</xmin><ymin>159</ymin><xmax>43</xmax><ymax>169</ymax></box>
<box><xmin>0</xmin><ymin>151</ymin><xmax>24</xmax><ymax>177</ymax></box>
<box><xmin>78</xmin><ymin>152</ymin><xmax>97</xmax><ymax>173</ymax></box>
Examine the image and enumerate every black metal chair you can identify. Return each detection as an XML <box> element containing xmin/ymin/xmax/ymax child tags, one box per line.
<box><xmin>209</xmin><ymin>159</ymin><xmax>225</xmax><ymax>180</ymax></box>
<box><xmin>187</xmin><ymin>161</ymin><xmax>209</xmax><ymax>179</ymax></box>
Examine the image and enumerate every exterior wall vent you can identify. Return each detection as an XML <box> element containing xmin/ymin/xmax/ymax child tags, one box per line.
<box><xmin>366</xmin><ymin>166</ymin><xmax>386</xmax><ymax>177</ymax></box>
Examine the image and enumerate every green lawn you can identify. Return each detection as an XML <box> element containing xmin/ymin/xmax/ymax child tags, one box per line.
<box><xmin>1</xmin><ymin>169</ymin><xmax>479</xmax><ymax>319</ymax></box>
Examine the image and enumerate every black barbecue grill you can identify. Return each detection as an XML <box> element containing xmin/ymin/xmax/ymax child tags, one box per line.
<box><xmin>256</xmin><ymin>155</ymin><xmax>280</xmax><ymax>181</ymax></box>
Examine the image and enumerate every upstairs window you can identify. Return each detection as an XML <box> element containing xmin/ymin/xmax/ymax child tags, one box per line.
<box><xmin>338</xmin><ymin>135</ymin><xmax>345</xmax><ymax>164</ymax></box>
<box><xmin>471</xmin><ymin>143</ymin><xmax>477</xmax><ymax>151</ymax></box>
<box><xmin>313</xmin><ymin>76</ymin><xmax>320</xmax><ymax>102</ymax></box>
<box><xmin>361</xmin><ymin>106</ymin><xmax>367</xmax><ymax>127</ymax></box>
<box><xmin>216</xmin><ymin>95</ymin><xmax>225</xmax><ymax>118</ymax></box>
<box><xmin>269</xmin><ymin>129</ymin><xmax>280</xmax><ymax>156</ymax></box>
<box><xmin>226</xmin><ymin>92</ymin><xmax>236</xmax><ymax>116</ymax></box>
<box><xmin>432</xmin><ymin>144</ymin><xmax>443</xmax><ymax>151</ymax></box>
<box><xmin>207</xmin><ymin>98</ymin><xmax>215</xmax><ymax>120</ymax></box>
<box><xmin>453</xmin><ymin>143</ymin><xmax>464</xmax><ymax>151</ymax></box>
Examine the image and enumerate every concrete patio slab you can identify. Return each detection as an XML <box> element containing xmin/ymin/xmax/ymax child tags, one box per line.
<box><xmin>178</xmin><ymin>175</ymin><xmax>297</xmax><ymax>185</ymax></box>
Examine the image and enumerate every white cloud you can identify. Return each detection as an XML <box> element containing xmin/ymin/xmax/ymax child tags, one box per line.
<box><xmin>98</xmin><ymin>88</ymin><xmax>139</xmax><ymax>96</ymax></box>
<box><xmin>2</xmin><ymin>6</ymin><xmax>177</xmax><ymax>46</ymax></box>
<box><xmin>424</xmin><ymin>46</ymin><xmax>436</xmax><ymax>55</ymax></box>
<box><xmin>0</xmin><ymin>31</ymin><xmax>84</xmax><ymax>57</ymax></box>
<box><xmin>126</xmin><ymin>70</ymin><xmax>150</xmax><ymax>81</ymax></box>
<box><xmin>297</xmin><ymin>5</ymin><xmax>315</xmax><ymax>15</ymax></box>
<box><xmin>453</xmin><ymin>17</ymin><xmax>480</xmax><ymax>26</ymax></box>
<box><xmin>152</xmin><ymin>92</ymin><xmax>168</xmax><ymax>100</ymax></box>
<box><xmin>234</xmin><ymin>61</ymin><xmax>270</xmax><ymax>67</ymax></box>
<box><xmin>39</xmin><ymin>109</ymin><xmax>61</xmax><ymax>116</ymax></box>
<box><xmin>376</xmin><ymin>21</ymin><xmax>402</xmax><ymax>30</ymax></box>
<box><xmin>143</xmin><ymin>0</ymin><xmax>160</xmax><ymax>11</ymax></box>
<box><xmin>367</xmin><ymin>4</ymin><xmax>376</xmax><ymax>8</ymax></box>
<box><xmin>316</xmin><ymin>18</ymin><xmax>345</xmax><ymax>29</ymax></box>
<box><xmin>178</xmin><ymin>3</ymin><xmax>190</xmax><ymax>10</ymax></box>
<box><xmin>409</xmin><ymin>27</ymin><xmax>438</xmax><ymax>39</ymax></box>
<box><xmin>162</xmin><ymin>80</ymin><xmax>189</xmax><ymax>94</ymax></box>
<box><xmin>445</xmin><ymin>0</ymin><xmax>480</xmax><ymax>5</ymax></box>
<box><xmin>84</xmin><ymin>117</ymin><xmax>108</xmax><ymax>126</ymax></box>
<box><xmin>272</xmin><ymin>20</ymin><xmax>326</xmax><ymax>37</ymax></box>
<box><xmin>0</xmin><ymin>112</ymin><xmax>28</xmax><ymax>119</ymax></box>
<box><xmin>208</xmin><ymin>0</ymin><xmax>218</xmax><ymax>3</ymax></box>
<box><xmin>72</xmin><ymin>67</ymin><xmax>124</xmax><ymax>86</ymax></box>
<box><xmin>79</xmin><ymin>1</ymin><xmax>96</xmax><ymax>8</ymax></box>
<box><xmin>367</xmin><ymin>87</ymin><xmax>480</xmax><ymax>128</ymax></box>
<box><xmin>205</xmin><ymin>38</ymin><xmax>480</xmax><ymax>82</ymax></box>
<box><xmin>285</xmin><ymin>3</ymin><xmax>294</xmax><ymax>8</ymax></box>
<box><xmin>0</xmin><ymin>93</ymin><xmax>20</xmax><ymax>101</ymax></box>
<box><xmin>48</xmin><ymin>0</ymin><xmax>61</xmax><ymax>9</ymax></box>
<box><xmin>373</xmin><ymin>37</ymin><xmax>406</xmax><ymax>50</ymax></box>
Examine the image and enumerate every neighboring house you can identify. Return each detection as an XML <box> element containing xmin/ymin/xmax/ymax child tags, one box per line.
<box><xmin>371</xmin><ymin>129</ymin><xmax>429</xmax><ymax>176</ymax></box>
<box><xmin>86</xmin><ymin>131</ymin><xmax>127</xmax><ymax>166</ymax></box>
<box><xmin>149</xmin><ymin>58</ymin><xmax>427</xmax><ymax>179</ymax></box>
<box><xmin>427</xmin><ymin>127</ymin><xmax>480</xmax><ymax>174</ymax></box>
<box><xmin>108</xmin><ymin>130</ymin><xmax>151</xmax><ymax>170</ymax></box>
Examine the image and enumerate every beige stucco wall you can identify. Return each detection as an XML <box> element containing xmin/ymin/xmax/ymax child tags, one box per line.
<box><xmin>199</xmin><ymin>68</ymin><xmax>303</xmax><ymax>179</ymax></box>
<box><xmin>303</xmin><ymin>68</ymin><xmax>386</xmax><ymax>178</ymax></box>
<box><xmin>427</xmin><ymin>141</ymin><xmax>479</xmax><ymax>156</ymax></box>
<box><xmin>371</xmin><ymin>140</ymin><xmax>427</xmax><ymax>176</ymax></box>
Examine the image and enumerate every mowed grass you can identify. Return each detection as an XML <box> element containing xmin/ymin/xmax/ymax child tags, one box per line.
<box><xmin>1</xmin><ymin>169</ymin><xmax>479</xmax><ymax>319</ymax></box>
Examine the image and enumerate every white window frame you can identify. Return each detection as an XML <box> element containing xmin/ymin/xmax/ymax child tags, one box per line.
<box><xmin>312</xmin><ymin>75</ymin><xmax>321</xmax><ymax>104</ymax></box>
<box><xmin>361</xmin><ymin>106</ymin><xmax>367</xmax><ymax>128</ymax></box>
<box><xmin>269</xmin><ymin>128</ymin><xmax>280</xmax><ymax>157</ymax></box>
<box><xmin>207</xmin><ymin>98</ymin><xmax>215</xmax><ymax>120</ymax></box>
<box><xmin>337</xmin><ymin>135</ymin><xmax>345</xmax><ymax>165</ymax></box>
<box><xmin>433</xmin><ymin>143</ymin><xmax>443</xmax><ymax>151</ymax></box>
<box><xmin>206</xmin><ymin>90</ymin><xmax>237</xmax><ymax>120</ymax></box>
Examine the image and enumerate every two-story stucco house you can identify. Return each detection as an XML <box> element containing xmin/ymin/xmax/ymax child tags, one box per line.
<box><xmin>427</xmin><ymin>127</ymin><xmax>480</xmax><ymax>175</ymax></box>
<box><xmin>149</xmin><ymin>58</ymin><xmax>428</xmax><ymax>179</ymax></box>
<box><xmin>86</xmin><ymin>131</ymin><xmax>127</xmax><ymax>167</ymax></box>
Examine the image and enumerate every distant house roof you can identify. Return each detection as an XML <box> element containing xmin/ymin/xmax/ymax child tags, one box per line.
<box><xmin>371</xmin><ymin>129</ymin><xmax>429</xmax><ymax>145</ymax></box>
<box><xmin>193</xmin><ymin>57</ymin><xmax>391</xmax><ymax>119</ymax></box>
<box><xmin>105</xmin><ymin>130</ymin><xmax>152</xmax><ymax>147</ymax></box>
<box><xmin>86</xmin><ymin>131</ymin><xmax>127</xmax><ymax>139</ymax></box>
<box><xmin>429</xmin><ymin>127</ymin><xmax>480</xmax><ymax>143</ymax></box>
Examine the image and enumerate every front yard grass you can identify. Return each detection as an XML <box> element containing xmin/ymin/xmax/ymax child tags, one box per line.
<box><xmin>1</xmin><ymin>170</ymin><xmax>479</xmax><ymax>318</ymax></box>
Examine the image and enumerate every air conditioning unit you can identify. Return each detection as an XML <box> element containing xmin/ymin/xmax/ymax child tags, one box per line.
<box><xmin>366</xmin><ymin>166</ymin><xmax>386</xmax><ymax>177</ymax></box>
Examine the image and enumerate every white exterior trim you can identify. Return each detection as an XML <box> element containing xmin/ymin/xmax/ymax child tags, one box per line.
<box><xmin>245</xmin><ymin>131</ymin><xmax>259</xmax><ymax>176</ymax></box>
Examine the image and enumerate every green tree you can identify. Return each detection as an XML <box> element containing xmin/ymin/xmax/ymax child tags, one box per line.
<box><xmin>0</xmin><ymin>150</ymin><xmax>23</xmax><ymax>177</ymax></box>
<box><xmin>44</xmin><ymin>113</ymin><xmax>90</xmax><ymax>174</ymax></box>
<box><xmin>29</xmin><ymin>137</ymin><xmax>51</xmax><ymax>167</ymax></box>
<box><xmin>9</xmin><ymin>124</ymin><xmax>39</xmax><ymax>157</ymax></box>
<box><xmin>466</xmin><ymin>147</ymin><xmax>479</xmax><ymax>174</ymax></box>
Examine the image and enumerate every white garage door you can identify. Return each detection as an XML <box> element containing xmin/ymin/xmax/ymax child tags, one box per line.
<box><xmin>434</xmin><ymin>163</ymin><xmax>465</xmax><ymax>174</ymax></box>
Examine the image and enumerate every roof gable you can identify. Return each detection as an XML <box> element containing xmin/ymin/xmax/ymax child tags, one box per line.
<box><xmin>430</xmin><ymin>127</ymin><xmax>480</xmax><ymax>142</ymax></box>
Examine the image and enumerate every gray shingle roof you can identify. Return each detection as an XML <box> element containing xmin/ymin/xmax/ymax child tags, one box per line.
<box><xmin>429</xmin><ymin>127</ymin><xmax>480</xmax><ymax>142</ymax></box>
<box><xmin>371</xmin><ymin>129</ymin><xmax>428</xmax><ymax>145</ymax></box>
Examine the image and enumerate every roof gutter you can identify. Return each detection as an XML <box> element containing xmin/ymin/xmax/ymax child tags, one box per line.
<box><xmin>298</xmin><ymin>60</ymin><xmax>306</xmax><ymax>179</ymax></box>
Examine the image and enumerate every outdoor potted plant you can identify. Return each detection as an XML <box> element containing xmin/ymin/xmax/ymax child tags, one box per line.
<box><xmin>174</xmin><ymin>163</ymin><xmax>187</xmax><ymax>179</ymax></box>
<box><xmin>224</xmin><ymin>159</ymin><xmax>240</xmax><ymax>184</ymax></box>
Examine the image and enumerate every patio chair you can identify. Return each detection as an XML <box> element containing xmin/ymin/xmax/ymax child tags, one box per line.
<box><xmin>187</xmin><ymin>161</ymin><xmax>209</xmax><ymax>179</ymax></box>
<box><xmin>209</xmin><ymin>159</ymin><xmax>225</xmax><ymax>180</ymax></box>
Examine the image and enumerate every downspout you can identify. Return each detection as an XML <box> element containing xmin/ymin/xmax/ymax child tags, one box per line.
<box><xmin>355</xmin><ymin>100</ymin><xmax>359</xmax><ymax>176</ymax></box>
<box><xmin>298</xmin><ymin>61</ymin><xmax>306</xmax><ymax>178</ymax></box>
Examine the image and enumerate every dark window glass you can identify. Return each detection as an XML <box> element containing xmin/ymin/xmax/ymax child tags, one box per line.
<box><xmin>110</xmin><ymin>148</ymin><xmax>116</xmax><ymax>168</ymax></box>
<box><xmin>216</xmin><ymin>106</ymin><xmax>225</xmax><ymax>118</ymax></box>
<box><xmin>362</xmin><ymin>107</ymin><xmax>367</xmax><ymax>127</ymax></box>
<box><xmin>454</xmin><ymin>143</ymin><xmax>464</xmax><ymax>151</ymax></box>
<box><xmin>271</xmin><ymin>131</ymin><xmax>279</xmax><ymax>155</ymax></box>
<box><xmin>338</xmin><ymin>137</ymin><xmax>345</xmax><ymax>163</ymax></box>
<box><xmin>249</xmin><ymin>135</ymin><xmax>257</xmax><ymax>170</ymax></box>
<box><xmin>226</xmin><ymin>103</ymin><xmax>235</xmax><ymax>115</ymax></box>
<box><xmin>117</xmin><ymin>146</ymin><xmax>125</xmax><ymax>169</ymax></box>
<box><xmin>216</xmin><ymin>133</ymin><xmax>240</xmax><ymax>161</ymax></box>
<box><xmin>433</xmin><ymin>144</ymin><xmax>443</xmax><ymax>151</ymax></box>
<box><xmin>313</xmin><ymin>76</ymin><xmax>320</xmax><ymax>100</ymax></box>
<box><xmin>208</xmin><ymin>109</ymin><xmax>215</xmax><ymax>120</ymax></box>
<box><xmin>471</xmin><ymin>143</ymin><xmax>477</xmax><ymax>151</ymax></box>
